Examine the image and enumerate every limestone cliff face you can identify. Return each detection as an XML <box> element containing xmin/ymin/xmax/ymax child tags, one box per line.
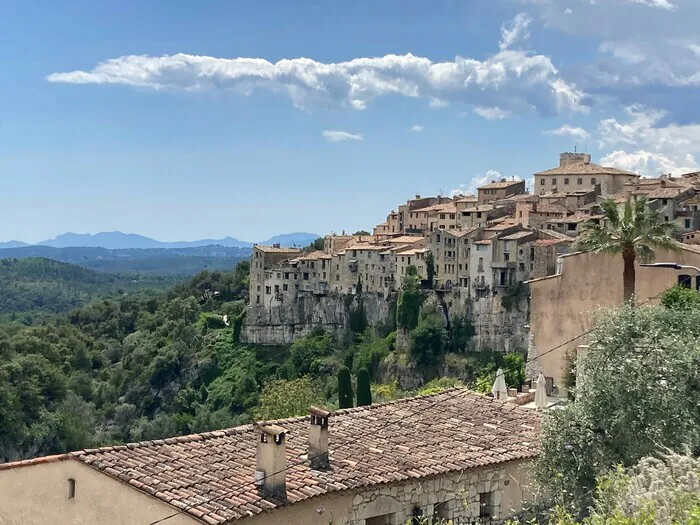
<box><xmin>241</xmin><ymin>293</ymin><xmax>393</xmax><ymax>345</ymax></box>
<box><xmin>436</xmin><ymin>288</ymin><xmax>530</xmax><ymax>353</ymax></box>
<box><xmin>242</xmin><ymin>288</ymin><xmax>529</xmax><ymax>353</ymax></box>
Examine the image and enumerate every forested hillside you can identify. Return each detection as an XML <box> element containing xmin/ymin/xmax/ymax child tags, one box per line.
<box><xmin>0</xmin><ymin>260</ymin><xmax>524</xmax><ymax>463</ymax></box>
<box><xmin>0</xmin><ymin>258</ymin><xmax>172</xmax><ymax>320</ymax></box>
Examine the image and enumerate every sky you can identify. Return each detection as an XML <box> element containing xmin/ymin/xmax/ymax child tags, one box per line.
<box><xmin>2</xmin><ymin>0</ymin><xmax>700</xmax><ymax>243</ymax></box>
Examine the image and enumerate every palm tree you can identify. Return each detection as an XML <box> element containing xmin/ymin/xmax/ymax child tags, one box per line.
<box><xmin>575</xmin><ymin>196</ymin><xmax>678</xmax><ymax>304</ymax></box>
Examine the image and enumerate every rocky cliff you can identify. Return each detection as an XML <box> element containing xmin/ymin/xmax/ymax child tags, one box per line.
<box><xmin>241</xmin><ymin>292</ymin><xmax>394</xmax><ymax>345</ymax></box>
<box><xmin>242</xmin><ymin>288</ymin><xmax>529</xmax><ymax>352</ymax></box>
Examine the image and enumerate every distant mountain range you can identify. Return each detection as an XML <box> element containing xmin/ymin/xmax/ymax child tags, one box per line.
<box><xmin>0</xmin><ymin>231</ymin><xmax>320</xmax><ymax>250</ymax></box>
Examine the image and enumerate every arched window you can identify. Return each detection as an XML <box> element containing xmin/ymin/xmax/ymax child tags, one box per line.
<box><xmin>678</xmin><ymin>274</ymin><xmax>692</xmax><ymax>288</ymax></box>
<box><xmin>68</xmin><ymin>478</ymin><xmax>76</xmax><ymax>499</ymax></box>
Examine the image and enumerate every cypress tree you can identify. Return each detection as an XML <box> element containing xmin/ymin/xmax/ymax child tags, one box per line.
<box><xmin>337</xmin><ymin>366</ymin><xmax>354</xmax><ymax>409</ymax></box>
<box><xmin>356</xmin><ymin>368</ymin><xmax>372</xmax><ymax>407</ymax></box>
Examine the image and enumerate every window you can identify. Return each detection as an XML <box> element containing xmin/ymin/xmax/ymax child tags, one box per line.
<box><xmin>274</xmin><ymin>285</ymin><xmax>279</xmax><ymax>293</ymax></box>
<box><xmin>256</xmin><ymin>295</ymin><xmax>261</xmax><ymax>304</ymax></box>
<box><xmin>411</xmin><ymin>506</ymin><xmax>424</xmax><ymax>525</ymax></box>
<box><xmin>284</xmin><ymin>272</ymin><xmax>289</xmax><ymax>279</ymax></box>
<box><xmin>256</xmin><ymin>285</ymin><xmax>261</xmax><ymax>291</ymax></box>
<box><xmin>276</xmin><ymin>272</ymin><xmax>281</xmax><ymax>279</ymax></box>
<box><xmin>519</xmin><ymin>262</ymin><xmax>525</xmax><ymax>271</ymax></box>
<box><xmin>67</xmin><ymin>478</ymin><xmax>76</xmax><ymax>500</ymax></box>
<box><xmin>283</xmin><ymin>283</ymin><xmax>288</xmax><ymax>291</ymax></box>
<box><xmin>591</xmin><ymin>178</ymin><xmax>597</xmax><ymax>185</ymax></box>
<box><xmin>552</xmin><ymin>178</ymin><xmax>557</xmax><ymax>185</ymax></box>
<box><xmin>303</xmin><ymin>272</ymin><xmax>309</xmax><ymax>280</ymax></box>
<box><xmin>479</xmin><ymin>492</ymin><xmax>494</xmax><ymax>518</ymax></box>
<box><xmin>577</xmin><ymin>178</ymin><xmax>583</xmax><ymax>185</ymax></box>
<box><xmin>540</xmin><ymin>179</ymin><xmax>545</xmax><ymax>186</ymax></box>
<box><xmin>662</xmin><ymin>199</ymin><xmax>668</xmax><ymax>206</ymax></box>
<box><xmin>476</xmin><ymin>212</ymin><xmax>482</xmax><ymax>218</ymax></box>
<box><xmin>685</xmin><ymin>219</ymin><xmax>691</xmax><ymax>229</ymax></box>
<box><xmin>678</xmin><ymin>274</ymin><xmax>692</xmax><ymax>288</ymax></box>
<box><xmin>665</xmin><ymin>216</ymin><xmax>669</xmax><ymax>222</ymax></box>
<box><xmin>519</xmin><ymin>211</ymin><xmax>523</xmax><ymax>218</ymax></box>
<box><xmin>564</xmin><ymin>178</ymin><xmax>569</xmax><ymax>185</ymax></box>
<box><xmin>504</xmin><ymin>252</ymin><xmax>510</xmax><ymax>261</ymax></box>
<box><xmin>336</xmin><ymin>275</ymin><xmax>340</xmax><ymax>281</ymax></box>
<box><xmin>265</xmin><ymin>286</ymin><xmax>271</xmax><ymax>294</ymax></box>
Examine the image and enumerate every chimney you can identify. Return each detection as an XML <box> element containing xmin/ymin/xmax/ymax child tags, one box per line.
<box><xmin>308</xmin><ymin>406</ymin><xmax>330</xmax><ymax>470</ymax></box>
<box><xmin>255</xmin><ymin>424</ymin><xmax>287</xmax><ymax>499</ymax></box>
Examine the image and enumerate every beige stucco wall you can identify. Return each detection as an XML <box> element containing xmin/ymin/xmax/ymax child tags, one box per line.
<box><xmin>239</xmin><ymin>459</ymin><xmax>535</xmax><ymax>525</ymax></box>
<box><xmin>0</xmin><ymin>459</ymin><xmax>196</xmax><ymax>525</ymax></box>
<box><xmin>528</xmin><ymin>247</ymin><xmax>700</xmax><ymax>387</ymax></box>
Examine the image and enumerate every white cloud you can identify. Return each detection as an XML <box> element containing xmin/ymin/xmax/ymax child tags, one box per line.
<box><xmin>500</xmin><ymin>12</ymin><xmax>532</xmax><ymax>51</ymax></box>
<box><xmin>597</xmin><ymin>105</ymin><xmax>700</xmax><ymax>175</ymax></box>
<box><xmin>47</xmin><ymin>14</ymin><xmax>588</xmax><ymax>117</ymax></box>
<box><xmin>428</xmin><ymin>97</ymin><xmax>449</xmax><ymax>109</ymax></box>
<box><xmin>631</xmin><ymin>0</ymin><xmax>676</xmax><ymax>10</ymax></box>
<box><xmin>564</xmin><ymin>8</ymin><xmax>573</xmax><ymax>14</ymax></box>
<box><xmin>474</xmin><ymin>106</ymin><xmax>513</xmax><ymax>120</ymax></box>
<box><xmin>409</xmin><ymin>125</ymin><xmax>424</xmax><ymax>132</ymax></box>
<box><xmin>322</xmin><ymin>130</ymin><xmax>364</xmax><ymax>143</ymax></box>
<box><xmin>599</xmin><ymin>41</ymin><xmax>646</xmax><ymax>64</ymax></box>
<box><xmin>544</xmin><ymin>124</ymin><xmax>591</xmax><ymax>140</ymax></box>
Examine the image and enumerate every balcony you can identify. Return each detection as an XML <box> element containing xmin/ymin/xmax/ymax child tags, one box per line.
<box><xmin>491</xmin><ymin>261</ymin><xmax>516</xmax><ymax>269</ymax></box>
<box><xmin>473</xmin><ymin>281</ymin><xmax>489</xmax><ymax>291</ymax></box>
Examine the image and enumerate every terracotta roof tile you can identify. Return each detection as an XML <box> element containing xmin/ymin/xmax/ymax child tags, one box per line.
<box><xmin>3</xmin><ymin>390</ymin><xmax>539</xmax><ymax>524</ymax></box>
<box><xmin>477</xmin><ymin>180</ymin><xmax>525</xmax><ymax>190</ymax></box>
<box><xmin>255</xmin><ymin>245</ymin><xmax>303</xmax><ymax>254</ymax></box>
<box><xmin>534</xmin><ymin>162</ymin><xmax>640</xmax><ymax>177</ymax></box>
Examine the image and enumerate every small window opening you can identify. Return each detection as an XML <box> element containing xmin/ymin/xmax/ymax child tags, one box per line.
<box><xmin>68</xmin><ymin>478</ymin><xmax>76</xmax><ymax>499</ymax></box>
<box><xmin>479</xmin><ymin>492</ymin><xmax>493</xmax><ymax>518</ymax></box>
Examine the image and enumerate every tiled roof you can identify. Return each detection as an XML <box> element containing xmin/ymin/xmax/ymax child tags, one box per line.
<box><xmin>383</xmin><ymin>236</ymin><xmax>425</xmax><ymax>244</ymax></box>
<box><xmin>255</xmin><ymin>245</ymin><xmax>303</xmax><ymax>254</ymax></box>
<box><xmin>419</xmin><ymin>202</ymin><xmax>458</xmax><ymax>214</ymax></box>
<box><xmin>2</xmin><ymin>390</ymin><xmax>540</xmax><ymax>524</ymax></box>
<box><xmin>477</xmin><ymin>180</ymin><xmax>525</xmax><ymax>190</ymax></box>
<box><xmin>294</xmin><ymin>251</ymin><xmax>332</xmax><ymax>261</ymax></box>
<box><xmin>442</xmin><ymin>227</ymin><xmax>479</xmax><ymax>238</ymax></box>
<box><xmin>474</xmin><ymin>239</ymin><xmax>492</xmax><ymax>245</ymax></box>
<box><xmin>501</xmin><ymin>231</ymin><xmax>537</xmax><ymax>241</ymax></box>
<box><xmin>631</xmin><ymin>186</ymin><xmax>693</xmax><ymax>199</ymax></box>
<box><xmin>534</xmin><ymin>162</ymin><xmax>640</xmax><ymax>177</ymax></box>
<box><xmin>454</xmin><ymin>195</ymin><xmax>478</xmax><ymax>202</ymax></box>
<box><xmin>680</xmin><ymin>194</ymin><xmax>700</xmax><ymax>205</ymax></box>
<box><xmin>539</xmin><ymin>230</ymin><xmax>576</xmax><ymax>242</ymax></box>
<box><xmin>498</xmin><ymin>194</ymin><xmax>538</xmax><ymax>203</ymax></box>
<box><xmin>461</xmin><ymin>205</ymin><xmax>497</xmax><ymax>213</ymax></box>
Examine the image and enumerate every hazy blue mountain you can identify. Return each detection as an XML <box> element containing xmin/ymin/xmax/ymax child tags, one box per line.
<box><xmin>0</xmin><ymin>241</ymin><xmax>29</xmax><ymax>249</ymax></box>
<box><xmin>2</xmin><ymin>231</ymin><xmax>319</xmax><ymax>250</ymax></box>
<box><xmin>160</xmin><ymin>237</ymin><xmax>252</xmax><ymax>249</ymax></box>
<box><xmin>260</xmin><ymin>232</ymin><xmax>320</xmax><ymax>248</ymax></box>
<box><xmin>38</xmin><ymin>232</ymin><xmax>162</xmax><ymax>249</ymax></box>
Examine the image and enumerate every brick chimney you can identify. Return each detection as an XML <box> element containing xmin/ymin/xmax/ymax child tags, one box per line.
<box><xmin>255</xmin><ymin>424</ymin><xmax>287</xmax><ymax>499</ymax></box>
<box><xmin>308</xmin><ymin>406</ymin><xmax>330</xmax><ymax>470</ymax></box>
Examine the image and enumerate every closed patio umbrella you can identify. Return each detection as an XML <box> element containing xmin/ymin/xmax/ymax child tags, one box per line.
<box><xmin>535</xmin><ymin>373</ymin><xmax>548</xmax><ymax>409</ymax></box>
<box><xmin>491</xmin><ymin>368</ymin><xmax>508</xmax><ymax>400</ymax></box>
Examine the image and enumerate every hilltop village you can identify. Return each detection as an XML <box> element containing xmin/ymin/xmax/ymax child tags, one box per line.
<box><xmin>250</xmin><ymin>152</ymin><xmax>700</xmax><ymax>311</ymax></box>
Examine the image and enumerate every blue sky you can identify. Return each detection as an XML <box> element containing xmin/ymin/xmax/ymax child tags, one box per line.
<box><xmin>2</xmin><ymin>0</ymin><xmax>699</xmax><ymax>243</ymax></box>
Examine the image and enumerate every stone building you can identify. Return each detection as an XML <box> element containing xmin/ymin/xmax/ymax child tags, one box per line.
<box><xmin>534</xmin><ymin>153</ymin><xmax>639</xmax><ymax>197</ymax></box>
<box><xmin>251</xmin><ymin>245</ymin><xmax>302</xmax><ymax>307</ymax></box>
<box><xmin>477</xmin><ymin>179</ymin><xmax>526</xmax><ymax>205</ymax></box>
<box><xmin>0</xmin><ymin>390</ymin><xmax>539</xmax><ymax>525</ymax></box>
<box><xmin>458</xmin><ymin>204</ymin><xmax>511</xmax><ymax>229</ymax></box>
<box><xmin>424</xmin><ymin>228</ymin><xmax>480</xmax><ymax>289</ymax></box>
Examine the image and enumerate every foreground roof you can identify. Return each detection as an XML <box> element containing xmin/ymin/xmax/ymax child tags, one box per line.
<box><xmin>0</xmin><ymin>390</ymin><xmax>539</xmax><ymax>524</ymax></box>
<box><xmin>534</xmin><ymin>162</ymin><xmax>639</xmax><ymax>177</ymax></box>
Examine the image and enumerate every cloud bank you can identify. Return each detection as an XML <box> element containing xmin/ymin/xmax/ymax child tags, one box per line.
<box><xmin>47</xmin><ymin>15</ymin><xmax>587</xmax><ymax>118</ymax></box>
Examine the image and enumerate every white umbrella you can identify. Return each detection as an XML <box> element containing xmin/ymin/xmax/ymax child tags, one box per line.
<box><xmin>535</xmin><ymin>373</ymin><xmax>548</xmax><ymax>409</ymax></box>
<box><xmin>491</xmin><ymin>368</ymin><xmax>508</xmax><ymax>400</ymax></box>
